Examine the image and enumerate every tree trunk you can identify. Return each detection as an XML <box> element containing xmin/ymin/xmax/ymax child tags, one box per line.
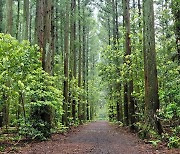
<box><xmin>0</xmin><ymin>0</ymin><xmax>4</xmax><ymax>32</ymax></box>
<box><xmin>70</xmin><ymin>0</ymin><xmax>77</xmax><ymax>122</ymax></box>
<box><xmin>112</xmin><ymin>0</ymin><xmax>116</xmax><ymax>47</ymax></box>
<box><xmin>23</xmin><ymin>0</ymin><xmax>29</xmax><ymax>40</ymax></box>
<box><xmin>43</xmin><ymin>0</ymin><xmax>53</xmax><ymax>74</ymax></box>
<box><xmin>82</xmin><ymin>7</ymin><xmax>86</xmax><ymax>121</ymax></box>
<box><xmin>86</xmin><ymin>28</ymin><xmax>89</xmax><ymax>120</ymax></box>
<box><xmin>172</xmin><ymin>0</ymin><xmax>180</xmax><ymax>63</ymax></box>
<box><xmin>115</xmin><ymin>0</ymin><xmax>119</xmax><ymax>47</ymax></box>
<box><xmin>143</xmin><ymin>0</ymin><xmax>163</xmax><ymax>135</ymax></box>
<box><xmin>78</xmin><ymin>0</ymin><xmax>82</xmax><ymax>123</ymax></box>
<box><xmin>29</xmin><ymin>2</ymin><xmax>33</xmax><ymax>43</ymax></box>
<box><xmin>6</xmin><ymin>0</ymin><xmax>13</xmax><ymax>35</ymax></box>
<box><xmin>123</xmin><ymin>0</ymin><xmax>132</xmax><ymax>126</ymax></box>
<box><xmin>123</xmin><ymin>84</ymin><xmax>129</xmax><ymax>125</ymax></box>
<box><xmin>51</xmin><ymin>0</ymin><xmax>55</xmax><ymax>75</ymax></box>
<box><xmin>62</xmin><ymin>1</ymin><xmax>70</xmax><ymax>126</ymax></box>
<box><xmin>35</xmin><ymin>0</ymin><xmax>45</xmax><ymax>52</ymax></box>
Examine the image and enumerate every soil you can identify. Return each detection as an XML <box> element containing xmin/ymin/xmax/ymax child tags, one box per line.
<box><xmin>3</xmin><ymin>121</ymin><xmax>180</xmax><ymax>154</ymax></box>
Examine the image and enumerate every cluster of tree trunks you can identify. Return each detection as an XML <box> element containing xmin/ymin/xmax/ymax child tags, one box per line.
<box><xmin>0</xmin><ymin>0</ymin><xmax>94</xmax><ymax>128</ymax></box>
<box><xmin>0</xmin><ymin>0</ymin><xmax>177</xmax><ymax>135</ymax></box>
<box><xmin>100</xmin><ymin>0</ymin><xmax>163</xmax><ymax>134</ymax></box>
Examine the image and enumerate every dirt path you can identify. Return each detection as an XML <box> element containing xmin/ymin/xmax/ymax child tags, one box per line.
<box><xmin>18</xmin><ymin>121</ymin><xmax>178</xmax><ymax>154</ymax></box>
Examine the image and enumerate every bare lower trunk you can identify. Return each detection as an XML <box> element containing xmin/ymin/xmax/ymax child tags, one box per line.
<box><xmin>143</xmin><ymin>0</ymin><xmax>163</xmax><ymax>135</ymax></box>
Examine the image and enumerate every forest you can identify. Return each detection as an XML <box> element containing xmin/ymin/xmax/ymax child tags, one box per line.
<box><xmin>0</xmin><ymin>0</ymin><xmax>179</xmax><ymax>153</ymax></box>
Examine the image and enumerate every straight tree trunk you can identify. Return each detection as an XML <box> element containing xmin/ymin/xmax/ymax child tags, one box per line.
<box><xmin>29</xmin><ymin>2</ymin><xmax>33</xmax><ymax>43</ymax></box>
<box><xmin>123</xmin><ymin>0</ymin><xmax>131</xmax><ymax>126</ymax></box>
<box><xmin>0</xmin><ymin>0</ymin><xmax>4</xmax><ymax>32</ymax></box>
<box><xmin>51</xmin><ymin>0</ymin><xmax>55</xmax><ymax>75</ymax></box>
<box><xmin>23</xmin><ymin>0</ymin><xmax>29</xmax><ymax>40</ymax></box>
<box><xmin>112</xmin><ymin>0</ymin><xmax>117</xmax><ymax>47</ymax></box>
<box><xmin>107</xmin><ymin>16</ymin><xmax>111</xmax><ymax>46</ymax></box>
<box><xmin>16</xmin><ymin>0</ymin><xmax>20</xmax><ymax>40</ymax></box>
<box><xmin>106</xmin><ymin>0</ymin><xmax>111</xmax><ymax>46</ymax></box>
<box><xmin>60</xmin><ymin>10</ymin><xmax>64</xmax><ymax>61</ymax></box>
<box><xmin>138</xmin><ymin>0</ymin><xmax>142</xmax><ymax>44</ymax></box>
<box><xmin>172</xmin><ymin>0</ymin><xmax>180</xmax><ymax>63</ymax></box>
<box><xmin>70</xmin><ymin>0</ymin><xmax>77</xmax><ymax>121</ymax></box>
<box><xmin>86</xmin><ymin>27</ymin><xmax>90</xmax><ymax>120</ymax></box>
<box><xmin>114</xmin><ymin>0</ymin><xmax>122</xmax><ymax>122</ymax></box>
<box><xmin>143</xmin><ymin>0</ymin><xmax>163</xmax><ymax>135</ymax></box>
<box><xmin>82</xmin><ymin>7</ymin><xmax>86</xmax><ymax>121</ymax></box>
<box><xmin>123</xmin><ymin>84</ymin><xmax>129</xmax><ymax>125</ymax></box>
<box><xmin>35</xmin><ymin>0</ymin><xmax>45</xmax><ymax>52</ymax></box>
<box><xmin>6</xmin><ymin>0</ymin><xmax>13</xmax><ymax>35</ymax></box>
<box><xmin>115</xmin><ymin>0</ymin><xmax>119</xmax><ymax>47</ymax></box>
<box><xmin>78</xmin><ymin>0</ymin><xmax>82</xmax><ymax>123</ymax></box>
<box><xmin>55</xmin><ymin>0</ymin><xmax>59</xmax><ymax>55</ymax></box>
<box><xmin>35</xmin><ymin>0</ymin><xmax>53</xmax><ymax>74</ymax></box>
<box><xmin>122</xmin><ymin>0</ymin><xmax>135</xmax><ymax>128</ymax></box>
<box><xmin>43</xmin><ymin>0</ymin><xmax>53</xmax><ymax>74</ymax></box>
<box><xmin>63</xmin><ymin>1</ymin><xmax>70</xmax><ymax>126</ymax></box>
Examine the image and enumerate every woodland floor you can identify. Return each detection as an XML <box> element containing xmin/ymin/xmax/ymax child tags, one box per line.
<box><xmin>1</xmin><ymin>121</ymin><xmax>180</xmax><ymax>154</ymax></box>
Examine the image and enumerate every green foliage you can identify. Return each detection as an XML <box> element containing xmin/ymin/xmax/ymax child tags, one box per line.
<box><xmin>26</xmin><ymin>68</ymin><xmax>63</xmax><ymax>127</ymax></box>
<box><xmin>158</xmin><ymin>103</ymin><xmax>180</xmax><ymax>121</ymax></box>
<box><xmin>0</xmin><ymin>145</ymin><xmax>5</xmax><ymax>152</ymax></box>
<box><xmin>149</xmin><ymin>140</ymin><xmax>161</xmax><ymax>148</ymax></box>
<box><xmin>19</xmin><ymin>120</ymin><xmax>46</xmax><ymax>140</ymax></box>
<box><xmin>0</xmin><ymin>33</ymin><xmax>63</xmax><ymax>140</ymax></box>
<box><xmin>99</xmin><ymin>2</ymin><xmax>180</xmax><ymax>145</ymax></box>
<box><xmin>168</xmin><ymin>136</ymin><xmax>180</xmax><ymax>148</ymax></box>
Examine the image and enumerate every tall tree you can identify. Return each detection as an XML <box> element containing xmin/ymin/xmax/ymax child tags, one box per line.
<box><xmin>86</xmin><ymin>27</ymin><xmax>90</xmax><ymax>120</ymax></box>
<box><xmin>82</xmin><ymin>6</ymin><xmax>86</xmax><ymax>121</ymax></box>
<box><xmin>143</xmin><ymin>0</ymin><xmax>163</xmax><ymax>135</ymax></box>
<box><xmin>78</xmin><ymin>0</ymin><xmax>82</xmax><ymax>123</ymax></box>
<box><xmin>6</xmin><ymin>0</ymin><xmax>13</xmax><ymax>35</ymax></box>
<box><xmin>16</xmin><ymin>0</ymin><xmax>20</xmax><ymax>40</ymax></box>
<box><xmin>70</xmin><ymin>0</ymin><xmax>77</xmax><ymax>121</ymax></box>
<box><xmin>23</xmin><ymin>0</ymin><xmax>29</xmax><ymax>40</ymax></box>
<box><xmin>35</xmin><ymin>0</ymin><xmax>45</xmax><ymax>53</ymax></box>
<box><xmin>112</xmin><ymin>0</ymin><xmax>117</xmax><ymax>46</ymax></box>
<box><xmin>128</xmin><ymin>0</ymin><xmax>135</xmax><ymax>130</ymax></box>
<box><xmin>123</xmin><ymin>0</ymin><xmax>131</xmax><ymax>126</ymax></box>
<box><xmin>172</xmin><ymin>0</ymin><xmax>180</xmax><ymax>63</ymax></box>
<box><xmin>29</xmin><ymin>2</ymin><xmax>33</xmax><ymax>42</ymax></box>
<box><xmin>35</xmin><ymin>0</ymin><xmax>54</xmax><ymax>74</ymax></box>
<box><xmin>43</xmin><ymin>0</ymin><xmax>53</xmax><ymax>74</ymax></box>
<box><xmin>0</xmin><ymin>0</ymin><xmax>4</xmax><ymax>32</ymax></box>
<box><xmin>63</xmin><ymin>1</ymin><xmax>70</xmax><ymax>126</ymax></box>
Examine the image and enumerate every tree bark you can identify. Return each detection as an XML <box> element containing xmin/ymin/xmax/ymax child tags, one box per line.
<box><xmin>82</xmin><ymin>6</ymin><xmax>86</xmax><ymax>121</ymax></box>
<box><xmin>172</xmin><ymin>0</ymin><xmax>180</xmax><ymax>63</ymax></box>
<box><xmin>78</xmin><ymin>0</ymin><xmax>82</xmax><ymax>123</ymax></box>
<box><xmin>143</xmin><ymin>0</ymin><xmax>163</xmax><ymax>135</ymax></box>
<box><xmin>63</xmin><ymin>1</ymin><xmax>70</xmax><ymax>126</ymax></box>
<box><xmin>6</xmin><ymin>0</ymin><xmax>13</xmax><ymax>35</ymax></box>
<box><xmin>86</xmin><ymin>28</ymin><xmax>89</xmax><ymax>120</ymax></box>
<box><xmin>43</xmin><ymin>0</ymin><xmax>53</xmax><ymax>74</ymax></box>
<box><xmin>0</xmin><ymin>0</ymin><xmax>4</xmax><ymax>32</ymax></box>
<box><xmin>23</xmin><ymin>0</ymin><xmax>29</xmax><ymax>40</ymax></box>
<box><xmin>15</xmin><ymin>0</ymin><xmax>20</xmax><ymax>40</ymax></box>
<box><xmin>35</xmin><ymin>0</ymin><xmax>45</xmax><ymax>52</ymax></box>
<box><xmin>70</xmin><ymin>0</ymin><xmax>77</xmax><ymax>121</ymax></box>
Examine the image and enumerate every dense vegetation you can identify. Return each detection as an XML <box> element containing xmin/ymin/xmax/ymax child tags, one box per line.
<box><xmin>0</xmin><ymin>0</ymin><xmax>179</xmax><ymax>149</ymax></box>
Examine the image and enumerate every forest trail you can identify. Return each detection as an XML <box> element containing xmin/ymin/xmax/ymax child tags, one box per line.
<box><xmin>18</xmin><ymin>121</ymin><xmax>162</xmax><ymax>154</ymax></box>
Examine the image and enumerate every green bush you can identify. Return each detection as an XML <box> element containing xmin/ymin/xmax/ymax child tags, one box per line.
<box><xmin>0</xmin><ymin>33</ymin><xmax>63</xmax><ymax>140</ymax></box>
<box><xmin>168</xmin><ymin>136</ymin><xmax>180</xmax><ymax>148</ymax></box>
